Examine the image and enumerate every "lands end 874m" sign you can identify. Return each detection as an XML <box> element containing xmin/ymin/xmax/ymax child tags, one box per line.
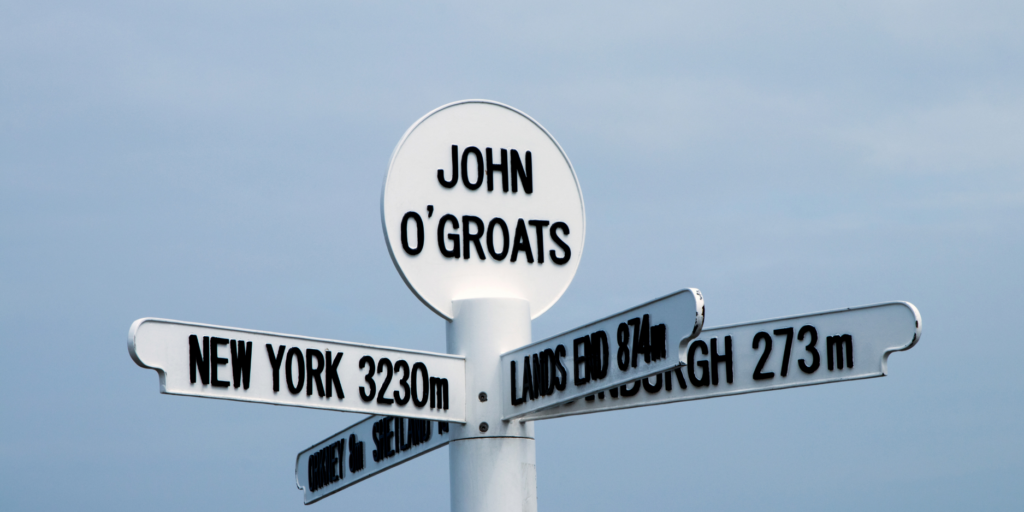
<box><xmin>381</xmin><ymin>100</ymin><xmax>585</xmax><ymax>320</ymax></box>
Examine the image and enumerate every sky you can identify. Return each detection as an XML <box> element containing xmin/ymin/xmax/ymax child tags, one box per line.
<box><xmin>2</xmin><ymin>1</ymin><xmax>1022</xmax><ymax>510</ymax></box>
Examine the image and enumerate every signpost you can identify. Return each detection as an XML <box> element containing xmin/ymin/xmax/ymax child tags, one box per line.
<box><xmin>500</xmin><ymin>288</ymin><xmax>704</xmax><ymax>420</ymax></box>
<box><xmin>517</xmin><ymin>302</ymin><xmax>921</xmax><ymax>421</ymax></box>
<box><xmin>128</xmin><ymin>98</ymin><xmax>923</xmax><ymax>511</ymax></box>
<box><xmin>129</xmin><ymin>318</ymin><xmax>466</xmax><ymax>422</ymax></box>
<box><xmin>379</xmin><ymin>100</ymin><xmax>589</xmax><ymax>512</ymax></box>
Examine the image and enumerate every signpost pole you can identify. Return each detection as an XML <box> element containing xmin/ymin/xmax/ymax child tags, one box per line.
<box><xmin>447</xmin><ymin>298</ymin><xmax>537</xmax><ymax>512</ymax></box>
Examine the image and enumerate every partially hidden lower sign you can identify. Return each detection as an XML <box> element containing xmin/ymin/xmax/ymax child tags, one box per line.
<box><xmin>128</xmin><ymin>318</ymin><xmax>466</xmax><ymax>422</ymax></box>
<box><xmin>500</xmin><ymin>289</ymin><xmax>704</xmax><ymax>420</ymax></box>
<box><xmin>296</xmin><ymin>415</ymin><xmax>451</xmax><ymax>504</ymax></box>
<box><xmin>519</xmin><ymin>302</ymin><xmax>921</xmax><ymax>421</ymax></box>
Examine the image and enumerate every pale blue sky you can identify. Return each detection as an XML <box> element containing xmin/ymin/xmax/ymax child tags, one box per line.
<box><xmin>2</xmin><ymin>1</ymin><xmax>1022</xmax><ymax>510</ymax></box>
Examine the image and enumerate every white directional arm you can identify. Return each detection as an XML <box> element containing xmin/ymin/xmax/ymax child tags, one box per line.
<box><xmin>521</xmin><ymin>302</ymin><xmax>921</xmax><ymax>421</ymax></box>
<box><xmin>128</xmin><ymin>318</ymin><xmax>466</xmax><ymax>422</ymax></box>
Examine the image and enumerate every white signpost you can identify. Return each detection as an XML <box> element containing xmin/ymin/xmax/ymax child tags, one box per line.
<box><xmin>296</xmin><ymin>414</ymin><xmax>451</xmax><ymax>504</ymax></box>
<box><xmin>518</xmin><ymin>302</ymin><xmax>921</xmax><ymax>421</ymax></box>
<box><xmin>129</xmin><ymin>318</ymin><xmax>466</xmax><ymax>422</ymax></box>
<box><xmin>378</xmin><ymin>100</ymin><xmax>591</xmax><ymax>512</ymax></box>
<box><xmin>500</xmin><ymin>288</ymin><xmax>704</xmax><ymax>420</ymax></box>
<box><xmin>128</xmin><ymin>99</ymin><xmax>923</xmax><ymax>511</ymax></box>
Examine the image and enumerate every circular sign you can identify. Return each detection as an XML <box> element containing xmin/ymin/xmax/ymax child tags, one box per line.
<box><xmin>381</xmin><ymin>100</ymin><xmax>585</xmax><ymax>320</ymax></box>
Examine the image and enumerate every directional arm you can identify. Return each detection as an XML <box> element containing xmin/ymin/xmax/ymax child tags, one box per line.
<box><xmin>128</xmin><ymin>318</ymin><xmax>467</xmax><ymax>422</ymax></box>
<box><xmin>296</xmin><ymin>414</ymin><xmax>451</xmax><ymax>504</ymax></box>
<box><xmin>500</xmin><ymin>289</ymin><xmax>704</xmax><ymax>420</ymax></box>
<box><xmin>519</xmin><ymin>301</ymin><xmax>921</xmax><ymax>421</ymax></box>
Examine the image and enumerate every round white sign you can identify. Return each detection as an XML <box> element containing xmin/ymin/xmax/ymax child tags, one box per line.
<box><xmin>381</xmin><ymin>100</ymin><xmax>585</xmax><ymax>320</ymax></box>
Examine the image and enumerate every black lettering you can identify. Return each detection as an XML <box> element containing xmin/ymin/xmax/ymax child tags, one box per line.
<box><xmin>325</xmin><ymin>350</ymin><xmax>344</xmax><ymax>399</ymax></box>
<box><xmin>348</xmin><ymin>434</ymin><xmax>364</xmax><ymax>473</ymax></box>
<box><xmin>437</xmin><ymin>145</ymin><xmax>458</xmax><ymax>188</ymax></box>
<box><xmin>318</xmin><ymin>446</ymin><xmax>327</xmax><ymax>488</ymax></box>
<box><xmin>336</xmin><ymin>439</ymin><xmax>345</xmax><ymax>480</ymax></box>
<box><xmin>752</xmin><ymin>332</ymin><xmax>774</xmax><ymax>380</ymax></box>
<box><xmin>462</xmin><ymin>215</ymin><xmax>485</xmax><ymax>260</ymax></box>
<box><xmin>395</xmin><ymin>417</ymin><xmax>404</xmax><ymax>452</ymax></box>
<box><xmin>616</xmin><ymin>323</ymin><xmax>630</xmax><ymax>371</ymax></box>
<box><xmin>650</xmin><ymin>324</ymin><xmax>666</xmax><ymax>362</ymax></box>
<box><xmin>590</xmin><ymin>331</ymin><xmax>609</xmax><ymax>379</ymax></box>
<box><xmin>401</xmin><ymin>212</ymin><xmax>424</xmax><ymax>255</ymax></box>
<box><xmin>554</xmin><ymin>344</ymin><xmax>568</xmax><ymax>391</ymax></box>
<box><xmin>419</xmin><ymin>419</ymin><xmax>432</xmax><ymax>444</ymax></box>
<box><xmin>319</xmin><ymin>448</ymin><xmax>326</xmax><ymax>490</ymax></box>
<box><xmin>687</xmin><ymin>340</ymin><xmax>710</xmax><ymax>387</ymax></box>
<box><xmin>266</xmin><ymin>344</ymin><xmax>285</xmax><ymax>392</ymax></box>
<box><xmin>642</xmin><ymin>373</ymin><xmax>663</xmax><ymax>393</ymax></box>
<box><xmin>798</xmin><ymin>325</ymin><xmax>820</xmax><ymax>373</ymax></box>
<box><xmin>306</xmin><ymin>349</ymin><xmax>325</xmax><ymax>397</ymax></box>
<box><xmin>510</xmin><ymin>150</ymin><xmax>532</xmax><ymax>194</ymax></box>
<box><xmin>372</xmin><ymin>421</ymin><xmax>383</xmax><ymax>462</ymax></box>
<box><xmin>394</xmin><ymin>359</ymin><xmax>410</xmax><ymax>405</ymax></box>
<box><xmin>640</xmin><ymin>315</ymin><xmax>651</xmax><ymax>364</ymax></box>
<box><xmin>510</xmin><ymin>219</ymin><xmax>534</xmax><ymax>263</ymax></box>
<box><xmin>229</xmin><ymin>340</ymin><xmax>252</xmax><ymax>389</ymax></box>
<box><xmin>628</xmin><ymin>317</ymin><xmax>642</xmax><ymax>368</ymax></box>
<box><xmin>542</xmin><ymin>348</ymin><xmax>557</xmax><ymax>395</ymax></box>
<box><xmin>359</xmin><ymin>356</ymin><xmax>376</xmax><ymax>402</ymax></box>
<box><xmin>673</xmin><ymin>366</ymin><xmax>687</xmax><ymax>389</ymax></box>
<box><xmin>573</xmin><ymin>335</ymin><xmax>590</xmax><ymax>386</ymax></box>
<box><xmin>486</xmin><ymin>218</ymin><xmax>510</xmax><ymax>260</ymax></box>
<box><xmin>376</xmin><ymin>358</ymin><xmax>394</xmax><ymax>405</ymax></box>
<box><xmin>348</xmin><ymin>437</ymin><xmax>360</xmax><ymax>474</ymax></box>
<box><xmin>429</xmin><ymin>377</ymin><xmax>449</xmax><ymax>410</ymax></box>
<box><xmin>710</xmin><ymin>336</ymin><xmax>733</xmax><ymax>385</ymax></box>
<box><xmin>321</xmin><ymin>447</ymin><xmax>329</xmax><ymax>486</ymax></box>
<box><xmin>532</xmin><ymin>353</ymin><xmax>545</xmax><ymax>397</ymax></box>
<box><xmin>330</xmin><ymin>442</ymin><xmax>339</xmax><ymax>482</ymax></box>
<box><xmin>461</xmin><ymin>146</ymin><xmax>484</xmax><ymax>190</ymax></box>
<box><xmin>522</xmin><ymin>356</ymin><xmax>535</xmax><ymax>400</ymax></box>
<box><xmin>314</xmin><ymin>451</ymin><xmax>322</xmax><ymax>490</ymax></box>
<box><xmin>774</xmin><ymin>327</ymin><xmax>795</xmax><ymax>377</ymax></box>
<box><xmin>486</xmin><ymin>148</ymin><xmax>508</xmax><ymax>192</ymax></box>
<box><xmin>307</xmin><ymin>453</ymin><xmax>314</xmax><ymax>490</ymax></box>
<box><xmin>411</xmin><ymin>362</ymin><xmax>429</xmax><ymax>407</ymax></box>
<box><xmin>630</xmin><ymin>316</ymin><xmax>652</xmax><ymax>367</ymax></box>
<box><xmin>189</xmin><ymin>335</ymin><xmax>210</xmax><ymax>385</ymax></box>
<box><xmin>827</xmin><ymin>334</ymin><xmax>853</xmax><ymax>370</ymax></box>
<box><xmin>549</xmin><ymin>222</ymin><xmax>571</xmax><ymax>264</ymax></box>
<box><xmin>528</xmin><ymin>220</ymin><xmax>549</xmax><ymax>264</ymax></box>
<box><xmin>399</xmin><ymin>417</ymin><xmax>410</xmax><ymax>451</ymax></box>
<box><xmin>285</xmin><ymin>347</ymin><xmax>305</xmax><ymax>394</ymax></box>
<box><xmin>210</xmin><ymin>337</ymin><xmax>230</xmax><ymax>388</ymax></box>
<box><xmin>313</xmin><ymin>451</ymin><xmax>321</xmax><ymax>490</ymax></box>
<box><xmin>437</xmin><ymin>214</ymin><xmax>460</xmax><ymax>258</ymax></box>
<box><xmin>319</xmin><ymin>449</ymin><xmax>327</xmax><ymax>489</ymax></box>
<box><xmin>510</xmin><ymin>359</ymin><xmax>525</xmax><ymax>405</ymax></box>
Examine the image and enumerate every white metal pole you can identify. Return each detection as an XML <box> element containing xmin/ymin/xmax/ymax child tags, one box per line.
<box><xmin>447</xmin><ymin>298</ymin><xmax>537</xmax><ymax>512</ymax></box>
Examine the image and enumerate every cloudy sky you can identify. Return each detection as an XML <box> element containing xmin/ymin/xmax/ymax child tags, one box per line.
<box><xmin>2</xmin><ymin>1</ymin><xmax>1022</xmax><ymax>510</ymax></box>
